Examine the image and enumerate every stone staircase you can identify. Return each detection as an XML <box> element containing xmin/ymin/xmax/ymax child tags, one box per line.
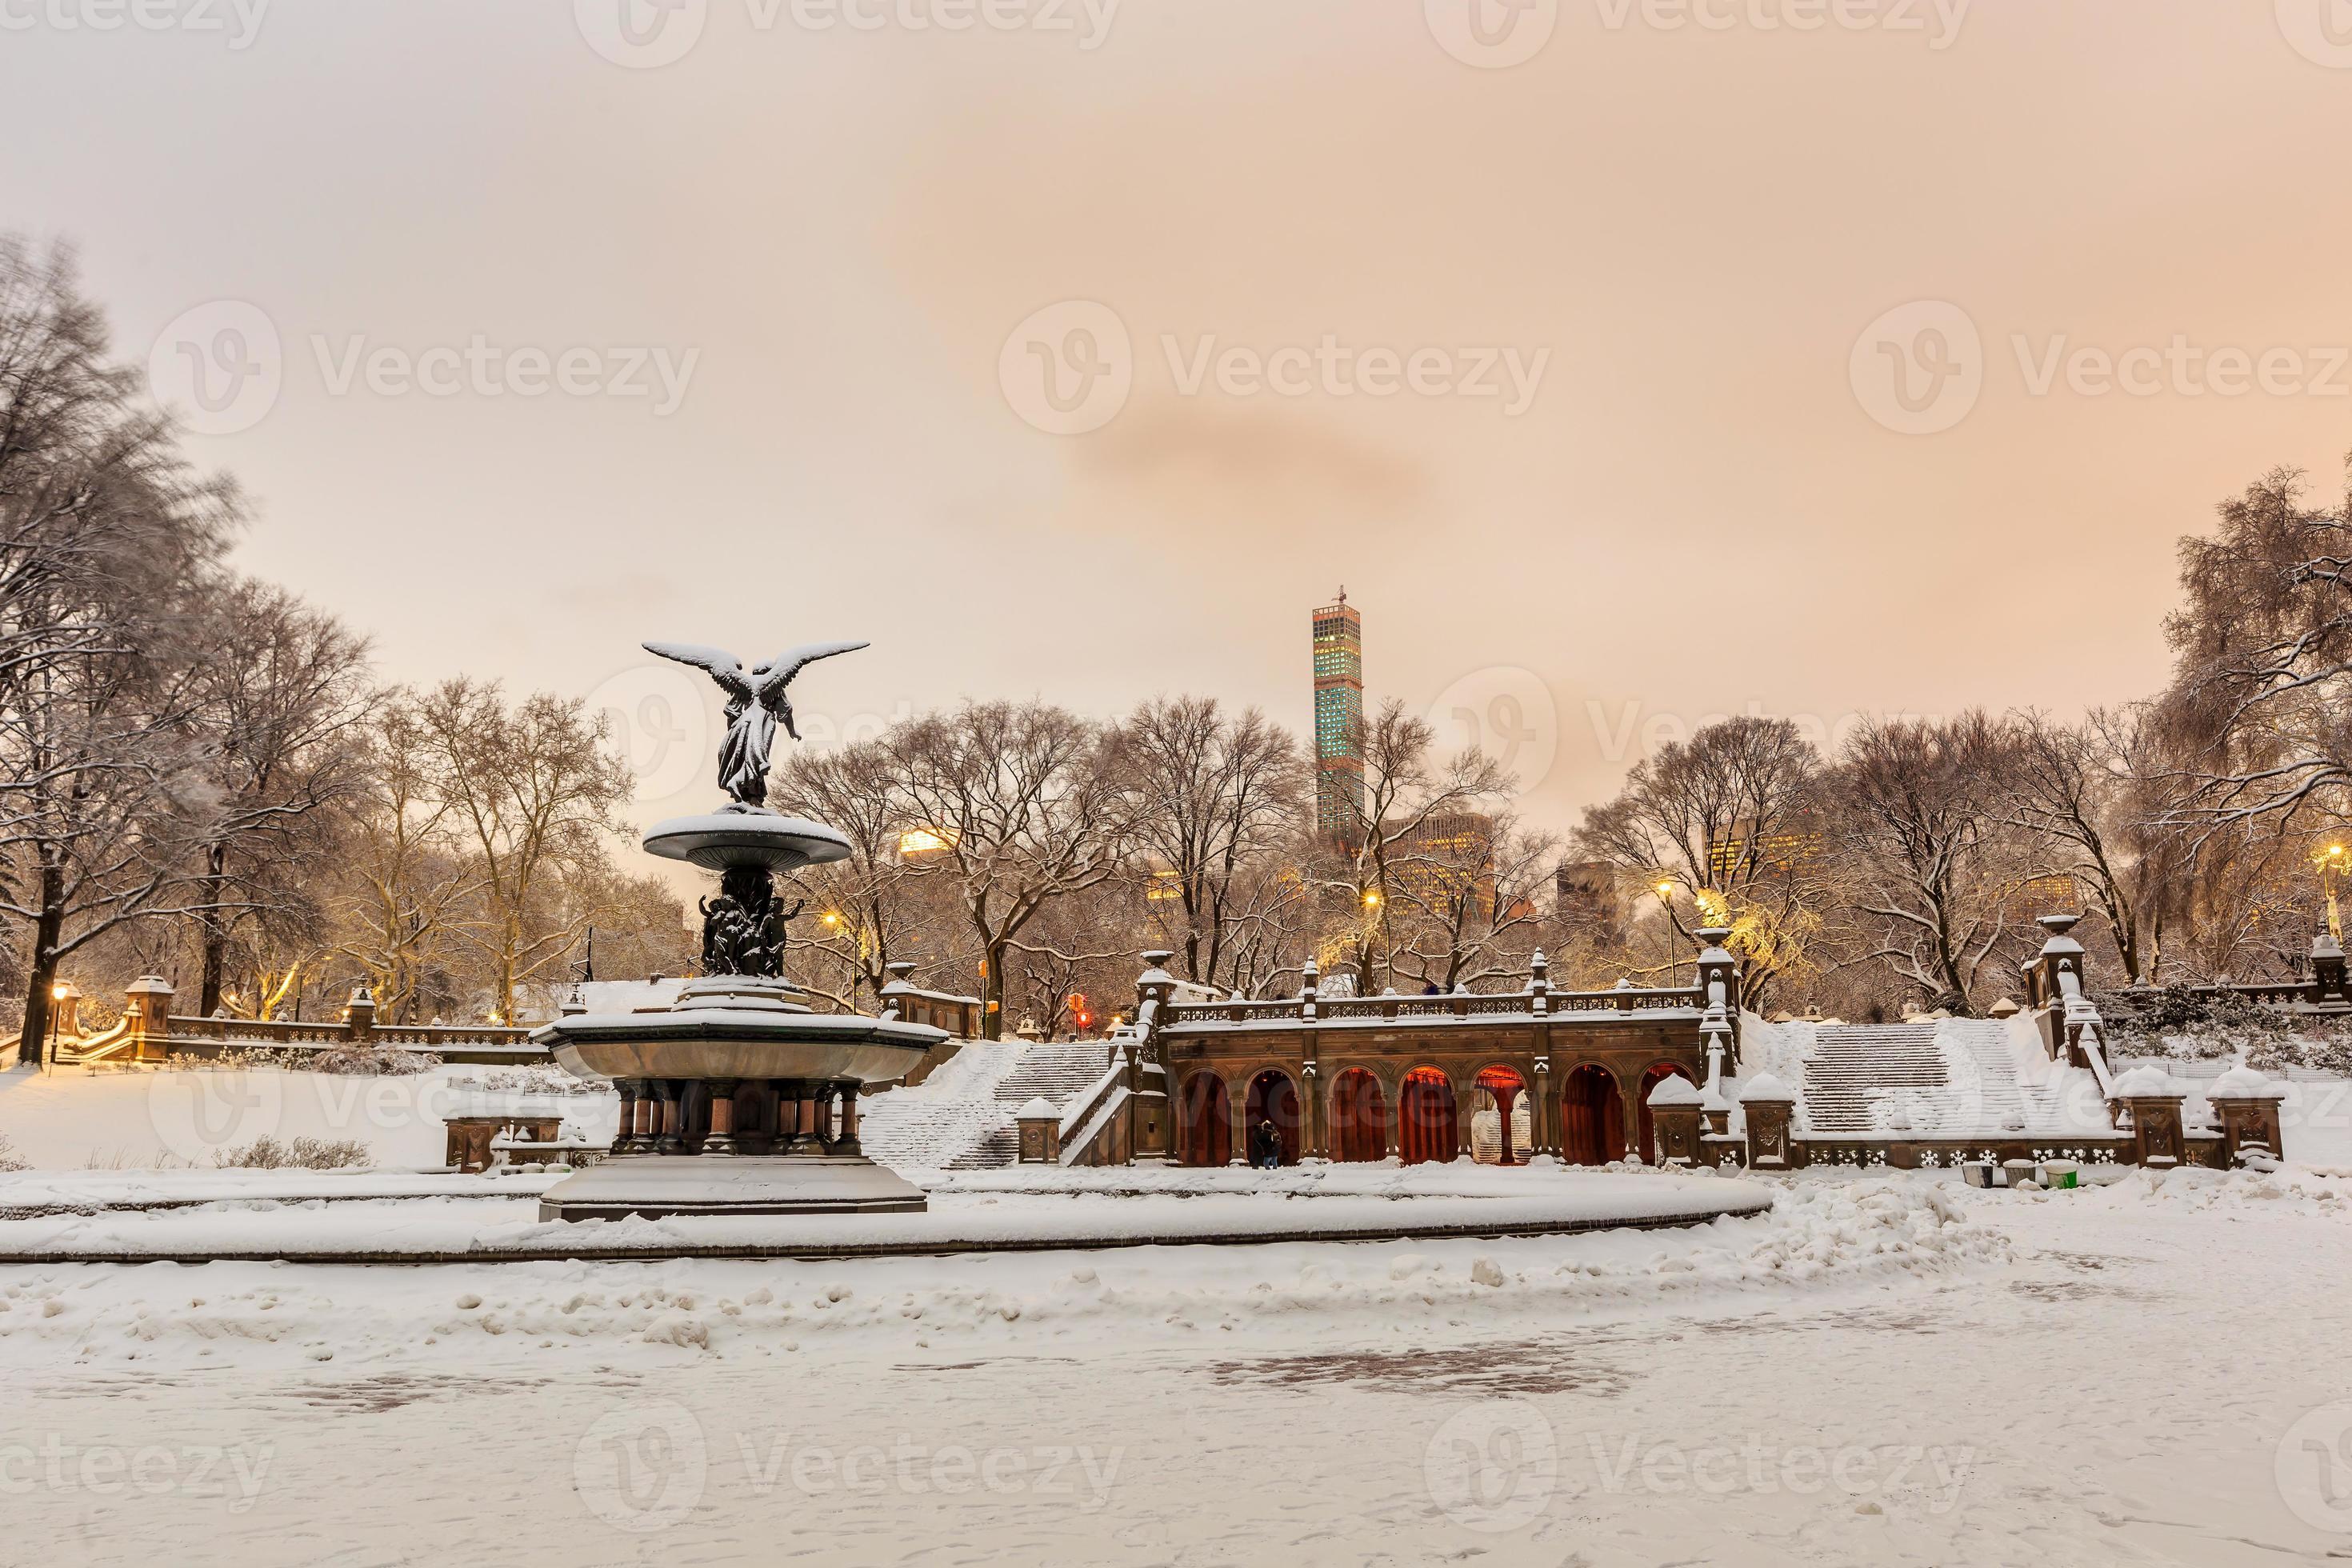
<box><xmin>1802</xmin><ymin>1025</ymin><xmax>1949</xmax><ymax>1133</ymax></box>
<box><xmin>1798</xmin><ymin>1020</ymin><xmax>2066</xmax><ymax>1135</ymax></box>
<box><xmin>857</xmin><ymin>1038</ymin><xmax>1112</xmax><ymax>1172</ymax></box>
<box><xmin>947</xmin><ymin>1042</ymin><xmax>1114</xmax><ymax>1170</ymax></box>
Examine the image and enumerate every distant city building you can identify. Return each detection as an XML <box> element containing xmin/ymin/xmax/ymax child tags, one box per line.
<box><xmin>1313</xmin><ymin>590</ymin><xmax>1366</xmax><ymax>843</ymax></box>
<box><xmin>1555</xmin><ymin>860</ymin><xmax>1626</xmax><ymax>947</ymax></box>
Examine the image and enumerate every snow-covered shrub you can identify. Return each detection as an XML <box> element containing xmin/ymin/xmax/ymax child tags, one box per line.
<box><xmin>204</xmin><ymin>1045</ymin><xmax>442</xmax><ymax>1075</ymax></box>
<box><xmin>0</xmin><ymin>1130</ymin><xmax>25</xmax><ymax>1173</ymax></box>
<box><xmin>446</xmin><ymin>1067</ymin><xmax>609</xmax><ymax>1097</ymax></box>
<box><xmin>208</xmin><ymin>1134</ymin><xmax>373</xmax><ymax>1170</ymax></box>
<box><xmin>2096</xmin><ymin>984</ymin><xmax>2352</xmax><ymax>1074</ymax></box>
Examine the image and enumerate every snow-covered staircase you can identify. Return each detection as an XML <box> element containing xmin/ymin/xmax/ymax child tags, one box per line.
<box><xmin>857</xmin><ymin>1038</ymin><xmax>1111</xmax><ymax>1172</ymax></box>
<box><xmin>1799</xmin><ymin>1020</ymin><xmax>2072</xmax><ymax>1136</ymax></box>
<box><xmin>1802</xmin><ymin>1025</ymin><xmax>1950</xmax><ymax>1133</ymax></box>
<box><xmin>946</xmin><ymin>1042</ymin><xmax>1113</xmax><ymax>1170</ymax></box>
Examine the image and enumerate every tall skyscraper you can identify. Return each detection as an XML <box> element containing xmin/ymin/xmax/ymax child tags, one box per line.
<box><xmin>1313</xmin><ymin>590</ymin><xmax>1366</xmax><ymax>843</ymax></box>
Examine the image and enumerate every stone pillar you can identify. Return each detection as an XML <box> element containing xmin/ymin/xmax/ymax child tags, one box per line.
<box><xmin>1694</xmin><ymin>927</ymin><xmax>1738</xmax><ymax>1055</ymax></box>
<box><xmin>2110</xmin><ymin>1068</ymin><xmax>2189</xmax><ymax>1167</ymax></box>
<box><xmin>834</xmin><ymin>1081</ymin><xmax>863</xmax><ymax>1156</ymax></box>
<box><xmin>1016</xmin><ymin>1097</ymin><xmax>1061</xmax><ymax>1163</ymax></box>
<box><xmin>702</xmin><ymin>1078</ymin><xmax>741</xmax><ymax>1155</ymax></box>
<box><xmin>1128</xmin><ymin>953</ymin><xmax>1179</xmax><ymax>1166</ymax></box>
<box><xmin>2206</xmin><ymin>1066</ymin><xmax>2287</xmax><ymax>1164</ymax></box>
<box><xmin>123</xmin><ymin>976</ymin><xmax>175</xmax><ymax>1063</ymax></box>
<box><xmin>1302</xmin><ymin>1059</ymin><xmax>1326</xmax><ymax>1159</ymax></box>
<box><xmin>653</xmin><ymin>1081</ymin><xmax>687</xmax><ymax>1155</ymax></box>
<box><xmin>345</xmin><ymin>985</ymin><xmax>377</xmax><ymax>1042</ymax></box>
<box><xmin>2315</xmin><ymin>933</ymin><xmax>2350</xmax><ymax>1006</ymax></box>
<box><xmin>1531</xmin><ymin>1055</ymin><xmax>1556</xmax><ymax>1157</ymax></box>
<box><xmin>1739</xmin><ymin>1074</ymin><xmax>1798</xmax><ymax>1170</ymax></box>
<box><xmin>785</xmin><ymin>1080</ymin><xmax>826</xmax><ymax>1156</ymax></box>
<box><xmin>610</xmin><ymin>1080</ymin><xmax>643</xmax><ymax>1156</ymax></box>
<box><xmin>1228</xmin><ymin>1080</ymin><xmax>1249</xmax><ymax>1166</ymax></box>
<box><xmin>1647</xmin><ymin>1075</ymin><xmax>1706</xmax><ymax>1168</ymax></box>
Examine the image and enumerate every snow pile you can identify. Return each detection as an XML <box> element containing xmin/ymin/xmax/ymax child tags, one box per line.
<box><xmin>2068</xmin><ymin>1163</ymin><xmax>2352</xmax><ymax>1218</ymax></box>
<box><xmin>0</xmin><ymin>1181</ymin><xmax>2003</xmax><ymax>1367</ymax></box>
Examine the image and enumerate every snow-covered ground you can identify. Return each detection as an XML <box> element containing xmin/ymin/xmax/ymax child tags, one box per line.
<box><xmin>0</xmin><ymin>1062</ymin><xmax>616</xmax><ymax>1170</ymax></box>
<box><xmin>4</xmin><ymin>1164</ymin><xmax>2350</xmax><ymax>1564</ymax></box>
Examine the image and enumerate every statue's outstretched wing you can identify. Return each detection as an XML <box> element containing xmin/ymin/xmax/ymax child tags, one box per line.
<box><xmin>754</xmin><ymin>640</ymin><xmax>870</xmax><ymax>698</ymax></box>
<box><xmin>644</xmin><ymin>641</ymin><xmax>751</xmax><ymax>700</ymax></box>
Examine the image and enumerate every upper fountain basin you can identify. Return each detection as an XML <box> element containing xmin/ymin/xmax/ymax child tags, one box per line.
<box><xmin>642</xmin><ymin>808</ymin><xmax>852</xmax><ymax>872</ymax></box>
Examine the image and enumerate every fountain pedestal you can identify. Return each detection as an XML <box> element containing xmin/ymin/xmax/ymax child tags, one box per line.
<box><xmin>533</xmin><ymin>801</ymin><xmax>946</xmax><ymax>1222</ymax></box>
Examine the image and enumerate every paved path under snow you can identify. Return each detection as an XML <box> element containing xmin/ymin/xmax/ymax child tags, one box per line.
<box><xmin>1</xmin><ymin>1170</ymin><xmax>2347</xmax><ymax>1565</ymax></box>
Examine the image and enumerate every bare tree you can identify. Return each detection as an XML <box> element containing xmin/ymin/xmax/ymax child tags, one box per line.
<box><xmin>182</xmin><ymin>579</ymin><xmax>370</xmax><ymax>1014</ymax></box>
<box><xmin>329</xmin><ymin>693</ymin><xmax>478</xmax><ymax>1022</ymax></box>
<box><xmin>2162</xmin><ymin>459</ymin><xmax>2352</xmax><ymax>832</ymax></box>
<box><xmin>411</xmin><ymin>679</ymin><xmax>634</xmax><ymax>1022</ymax></box>
<box><xmin>1318</xmin><ymin>700</ymin><xmax>1510</xmax><ymax>994</ymax></box>
<box><xmin>774</xmin><ymin>736</ymin><xmax>937</xmax><ymax>1008</ymax></box>
<box><xmin>1834</xmin><ymin>711</ymin><xmax>2029</xmax><ymax>1014</ymax></box>
<box><xmin>881</xmin><ymin>702</ymin><xmax>1132</xmax><ymax>1039</ymax></box>
<box><xmin>1574</xmin><ymin>716</ymin><xmax>1829</xmax><ymax>1012</ymax></box>
<box><xmin>1392</xmin><ymin>812</ymin><xmax>1558</xmax><ymax>993</ymax></box>
<box><xmin>0</xmin><ymin>238</ymin><xmax>235</xmax><ymax>1058</ymax></box>
<box><xmin>1122</xmin><ymin>695</ymin><xmax>1305</xmax><ymax>991</ymax></box>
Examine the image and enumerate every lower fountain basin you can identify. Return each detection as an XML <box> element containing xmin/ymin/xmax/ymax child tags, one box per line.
<box><xmin>537</xmin><ymin>1010</ymin><xmax>946</xmax><ymax>1086</ymax></box>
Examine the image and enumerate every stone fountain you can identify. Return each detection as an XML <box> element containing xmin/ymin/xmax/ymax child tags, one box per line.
<box><xmin>533</xmin><ymin>638</ymin><xmax>945</xmax><ymax>1222</ymax></box>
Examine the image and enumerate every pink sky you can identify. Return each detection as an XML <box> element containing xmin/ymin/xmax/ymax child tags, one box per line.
<box><xmin>6</xmin><ymin>0</ymin><xmax>2350</xmax><ymax>834</ymax></box>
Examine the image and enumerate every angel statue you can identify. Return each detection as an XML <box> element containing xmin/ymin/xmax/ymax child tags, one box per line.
<box><xmin>644</xmin><ymin>638</ymin><xmax>870</xmax><ymax>809</ymax></box>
